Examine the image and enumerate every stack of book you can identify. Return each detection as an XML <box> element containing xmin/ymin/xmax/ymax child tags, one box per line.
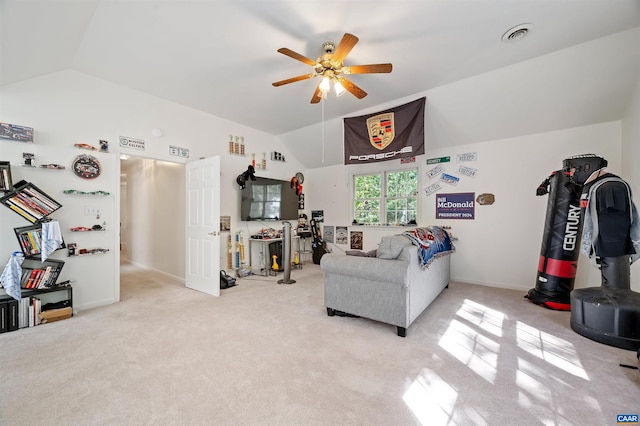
<box><xmin>15</xmin><ymin>226</ymin><xmax>43</xmax><ymax>256</ymax></box>
<box><xmin>0</xmin><ymin>161</ymin><xmax>12</xmax><ymax>191</ymax></box>
<box><xmin>0</xmin><ymin>180</ymin><xmax>62</xmax><ymax>223</ymax></box>
<box><xmin>19</xmin><ymin>259</ymin><xmax>64</xmax><ymax>289</ymax></box>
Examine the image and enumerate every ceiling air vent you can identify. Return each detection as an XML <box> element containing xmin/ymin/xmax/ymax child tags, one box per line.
<box><xmin>501</xmin><ymin>23</ymin><xmax>534</xmax><ymax>43</ymax></box>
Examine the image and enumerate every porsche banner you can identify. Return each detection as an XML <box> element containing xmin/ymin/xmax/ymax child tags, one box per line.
<box><xmin>343</xmin><ymin>97</ymin><xmax>425</xmax><ymax>165</ymax></box>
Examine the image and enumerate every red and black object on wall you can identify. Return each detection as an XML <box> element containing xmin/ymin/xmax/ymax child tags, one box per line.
<box><xmin>526</xmin><ymin>170</ymin><xmax>583</xmax><ymax>310</ymax></box>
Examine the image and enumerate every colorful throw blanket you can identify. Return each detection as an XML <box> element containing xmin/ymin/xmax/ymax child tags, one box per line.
<box><xmin>403</xmin><ymin>226</ymin><xmax>455</xmax><ymax>269</ymax></box>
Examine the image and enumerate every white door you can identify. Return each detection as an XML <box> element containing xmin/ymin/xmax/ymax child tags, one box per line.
<box><xmin>186</xmin><ymin>156</ymin><xmax>221</xmax><ymax>296</ymax></box>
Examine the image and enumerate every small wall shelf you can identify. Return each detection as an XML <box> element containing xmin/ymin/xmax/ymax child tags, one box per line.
<box><xmin>67</xmin><ymin>246</ymin><xmax>110</xmax><ymax>257</ymax></box>
<box><xmin>63</xmin><ymin>190</ymin><xmax>110</xmax><ymax>196</ymax></box>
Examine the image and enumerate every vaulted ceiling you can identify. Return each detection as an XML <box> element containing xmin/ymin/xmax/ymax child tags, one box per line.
<box><xmin>2</xmin><ymin>0</ymin><xmax>640</xmax><ymax>166</ymax></box>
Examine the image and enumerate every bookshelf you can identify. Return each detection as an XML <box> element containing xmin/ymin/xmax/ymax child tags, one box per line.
<box><xmin>0</xmin><ymin>161</ymin><xmax>12</xmax><ymax>193</ymax></box>
<box><xmin>1</xmin><ymin>285</ymin><xmax>73</xmax><ymax>332</ymax></box>
<box><xmin>0</xmin><ymin>173</ymin><xmax>72</xmax><ymax>333</ymax></box>
<box><xmin>19</xmin><ymin>258</ymin><xmax>65</xmax><ymax>289</ymax></box>
<box><xmin>0</xmin><ymin>180</ymin><xmax>62</xmax><ymax>223</ymax></box>
<box><xmin>14</xmin><ymin>223</ymin><xmax>66</xmax><ymax>258</ymax></box>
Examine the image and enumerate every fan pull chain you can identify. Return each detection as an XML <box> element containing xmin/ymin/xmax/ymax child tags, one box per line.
<box><xmin>321</xmin><ymin>97</ymin><xmax>325</xmax><ymax>163</ymax></box>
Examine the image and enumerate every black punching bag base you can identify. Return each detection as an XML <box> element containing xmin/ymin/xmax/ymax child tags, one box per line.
<box><xmin>570</xmin><ymin>287</ymin><xmax>640</xmax><ymax>351</ymax></box>
<box><xmin>525</xmin><ymin>288</ymin><xmax>571</xmax><ymax>311</ymax></box>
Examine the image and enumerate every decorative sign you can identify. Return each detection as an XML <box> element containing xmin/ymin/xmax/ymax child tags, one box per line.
<box><xmin>72</xmin><ymin>154</ymin><xmax>101</xmax><ymax>179</ymax></box>
<box><xmin>343</xmin><ymin>97</ymin><xmax>425</xmax><ymax>164</ymax></box>
<box><xmin>457</xmin><ymin>165</ymin><xmax>478</xmax><ymax>178</ymax></box>
<box><xmin>169</xmin><ymin>145</ymin><xmax>189</xmax><ymax>158</ymax></box>
<box><xmin>457</xmin><ymin>152</ymin><xmax>477</xmax><ymax>162</ymax></box>
<box><xmin>323</xmin><ymin>226</ymin><xmax>335</xmax><ymax>243</ymax></box>
<box><xmin>440</xmin><ymin>173</ymin><xmax>460</xmax><ymax>186</ymax></box>
<box><xmin>426</xmin><ymin>156</ymin><xmax>450</xmax><ymax>165</ymax></box>
<box><xmin>312</xmin><ymin>210</ymin><xmax>324</xmax><ymax>223</ymax></box>
<box><xmin>335</xmin><ymin>226</ymin><xmax>348</xmax><ymax>244</ymax></box>
<box><xmin>400</xmin><ymin>156</ymin><xmax>416</xmax><ymax>164</ymax></box>
<box><xmin>424</xmin><ymin>183</ymin><xmax>442</xmax><ymax>196</ymax></box>
<box><xmin>0</xmin><ymin>122</ymin><xmax>34</xmax><ymax>143</ymax></box>
<box><xmin>436</xmin><ymin>192</ymin><xmax>475</xmax><ymax>220</ymax></box>
<box><xmin>426</xmin><ymin>165</ymin><xmax>445</xmax><ymax>180</ymax></box>
<box><xmin>220</xmin><ymin>216</ymin><xmax>230</xmax><ymax>231</ymax></box>
<box><xmin>350</xmin><ymin>231</ymin><xmax>363</xmax><ymax>250</ymax></box>
<box><xmin>476</xmin><ymin>193</ymin><xmax>495</xmax><ymax>205</ymax></box>
<box><xmin>119</xmin><ymin>136</ymin><xmax>145</xmax><ymax>151</ymax></box>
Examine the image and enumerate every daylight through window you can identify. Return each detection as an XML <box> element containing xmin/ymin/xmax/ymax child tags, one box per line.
<box><xmin>353</xmin><ymin>169</ymin><xmax>418</xmax><ymax>225</ymax></box>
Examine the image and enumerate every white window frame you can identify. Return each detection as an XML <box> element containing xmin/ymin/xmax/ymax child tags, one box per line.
<box><xmin>352</xmin><ymin>167</ymin><xmax>419</xmax><ymax>225</ymax></box>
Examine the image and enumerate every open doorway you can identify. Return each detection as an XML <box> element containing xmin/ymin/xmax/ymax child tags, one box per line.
<box><xmin>120</xmin><ymin>156</ymin><xmax>186</xmax><ymax>299</ymax></box>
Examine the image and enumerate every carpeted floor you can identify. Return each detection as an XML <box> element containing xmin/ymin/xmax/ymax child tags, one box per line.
<box><xmin>1</xmin><ymin>262</ymin><xmax>638</xmax><ymax>425</ymax></box>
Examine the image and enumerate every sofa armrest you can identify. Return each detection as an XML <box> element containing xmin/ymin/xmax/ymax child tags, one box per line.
<box><xmin>320</xmin><ymin>254</ymin><xmax>409</xmax><ymax>284</ymax></box>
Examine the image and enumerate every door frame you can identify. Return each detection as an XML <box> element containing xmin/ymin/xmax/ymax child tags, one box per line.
<box><xmin>115</xmin><ymin>152</ymin><xmax>188</xmax><ymax>302</ymax></box>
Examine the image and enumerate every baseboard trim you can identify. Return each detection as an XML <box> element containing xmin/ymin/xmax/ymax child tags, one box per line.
<box><xmin>450</xmin><ymin>276</ymin><xmax>529</xmax><ymax>291</ymax></box>
<box><xmin>123</xmin><ymin>260</ymin><xmax>185</xmax><ymax>283</ymax></box>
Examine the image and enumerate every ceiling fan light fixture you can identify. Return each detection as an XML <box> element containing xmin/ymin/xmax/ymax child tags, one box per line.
<box><xmin>334</xmin><ymin>80</ymin><xmax>346</xmax><ymax>97</ymax></box>
<box><xmin>319</xmin><ymin>76</ymin><xmax>331</xmax><ymax>94</ymax></box>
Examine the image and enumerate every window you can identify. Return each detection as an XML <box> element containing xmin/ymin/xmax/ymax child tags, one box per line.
<box><xmin>353</xmin><ymin>169</ymin><xmax>418</xmax><ymax>225</ymax></box>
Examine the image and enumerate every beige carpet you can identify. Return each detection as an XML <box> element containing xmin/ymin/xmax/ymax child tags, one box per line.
<box><xmin>1</xmin><ymin>262</ymin><xmax>639</xmax><ymax>426</ymax></box>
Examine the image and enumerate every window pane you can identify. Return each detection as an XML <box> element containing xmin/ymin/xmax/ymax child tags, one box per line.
<box><xmin>355</xmin><ymin>199</ymin><xmax>380</xmax><ymax>224</ymax></box>
<box><xmin>385</xmin><ymin>169</ymin><xmax>418</xmax><ymax>225</ymax></box>
<box><xmin>354</xmin><ymin>174</ymin><xmax>381</xmax><ymax>223</ymax></box>
<box><xmin>355</xmin><ymin>174</ymin><xmax>381</xmax><ymax>198</ymax></box>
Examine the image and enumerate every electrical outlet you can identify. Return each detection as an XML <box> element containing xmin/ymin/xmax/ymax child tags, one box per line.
<box><xmin>85</xmin><ymin>206</ymin><xmax>98</xmax><ymax>216</ymax></box>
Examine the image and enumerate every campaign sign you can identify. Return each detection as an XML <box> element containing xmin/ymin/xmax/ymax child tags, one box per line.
<box><xmin>436</xmin><ymin>192</ymin><xmax>475</xmax><ymax>220</ymax></box>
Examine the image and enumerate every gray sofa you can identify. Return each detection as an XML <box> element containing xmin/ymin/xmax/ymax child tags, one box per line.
<box><xmin>320</xmin><ymin>234</ymin><xmax>451</xmax><ymax>337</ymax></box>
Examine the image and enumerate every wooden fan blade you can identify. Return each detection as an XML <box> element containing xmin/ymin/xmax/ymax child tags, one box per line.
<box><xmin>272</xmin><ymin>73</ymin><xmax>316</xmax><ymax>87</ymax></box>
<box><xmin>310</xmin><ymin>85</ymin><xmax>323</xmax><ymax>104</ymax></box>
<box><xmin>333</xmin><ymin>33</ymin><xmax>359</xmax><ymax>62</ymax></box>
<box><xmin>277</xmin><ymin>48</ymin><xmax>318</xmax><ymax>67</ymax></box>
<box><xmin>338</xmin><ymin>77</ymin><xmax>367</xmax><ymax>99</ymax></box>
<box><xmin>343</xmin><ymin>63</ymin><xmax>392</xmax><ymax>75</ymax></box>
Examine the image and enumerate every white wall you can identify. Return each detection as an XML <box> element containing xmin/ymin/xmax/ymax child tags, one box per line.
<box><xmin>306</xmin><ymin>121</ymin><xmax>629</xmax><ymax>291</ymax></box>
<box><xmin>621</xmin><ymin>75</ymin><xmax>640</xmax><ymax>292</ymax></box>
<box><xmin>0</xmin><ymin>70</ymin><xmax>305</xmax><ymax>310</ymax></box>
<box><xmin>622</xmin><ymin>75</ymin><xmax>640</xmax><ymax>196</ymax></box>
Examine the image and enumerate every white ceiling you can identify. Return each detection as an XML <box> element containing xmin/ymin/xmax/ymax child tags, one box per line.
<box><xmin>2</xmin><ymin>1</ymin><xmax>640</xmax><ymax>159</ymax></box>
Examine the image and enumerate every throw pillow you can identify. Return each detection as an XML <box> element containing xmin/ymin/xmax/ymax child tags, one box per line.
<box><xmin>377</xmin><ymin>235</ymin><xmax>409</xmax><ymax>259</ymax></box>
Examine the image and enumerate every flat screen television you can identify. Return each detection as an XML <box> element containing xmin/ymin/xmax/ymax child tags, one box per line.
<box><xmin>240</xmin><ymin>176</ymin><xmax>299</xmax><ymax>221</ymax></box>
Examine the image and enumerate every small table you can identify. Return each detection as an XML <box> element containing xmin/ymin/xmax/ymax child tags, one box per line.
<box><xmin>249</xmin><ymin>237</ymin><xmax>300</xmax><ymax>276</ymax></box>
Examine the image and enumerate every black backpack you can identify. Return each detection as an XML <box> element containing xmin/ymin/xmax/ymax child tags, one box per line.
<box><xmin>220</xmin><ymin>270</ymin><xmax>236</xmax><ymax>289</ymax></box>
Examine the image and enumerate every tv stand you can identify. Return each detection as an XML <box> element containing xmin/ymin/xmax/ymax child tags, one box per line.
<box><xmin>249</xmin><ymin>237</ymin><xmax>299</xmax><ymax>276</ymax></box>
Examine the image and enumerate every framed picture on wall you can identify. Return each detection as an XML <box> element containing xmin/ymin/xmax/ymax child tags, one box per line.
<box><xmin>350</xmin><ymin>231</ymin><xmax>363</xmax><ymax>250</ymax></box>
<box><xmin>0</xmin><ymin>122</ymin><xmax>34</xmax><ymax>143</ymax></box>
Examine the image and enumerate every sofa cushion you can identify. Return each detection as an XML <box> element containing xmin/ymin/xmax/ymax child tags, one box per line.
<box><xmin>377</xmin><ymin>235</ymin><xmax>411</xmax><ymax>259</ymax></box>
<box><xmin>346</xmin><ymin>249</ymin><xmax>377</xmax><ymax>257</ymax></box>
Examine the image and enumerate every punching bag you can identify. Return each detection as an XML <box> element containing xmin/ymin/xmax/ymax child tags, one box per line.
<box><xmin>526</xmin><ymin>170</ymin><xmax>583</xmax><ymax>310</ymax></box>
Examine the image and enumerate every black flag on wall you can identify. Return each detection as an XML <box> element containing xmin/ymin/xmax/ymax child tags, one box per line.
<box><xmin>343</xmin><ymin>97</ymin><xmax>425</xmax><ymax>165</ymax></box>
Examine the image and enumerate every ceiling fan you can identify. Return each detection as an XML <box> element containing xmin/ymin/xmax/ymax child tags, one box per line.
<box><xmin>272</xmin><ymin>33</ymin><xmax>392</xmax><ymax>104</ymax></box>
